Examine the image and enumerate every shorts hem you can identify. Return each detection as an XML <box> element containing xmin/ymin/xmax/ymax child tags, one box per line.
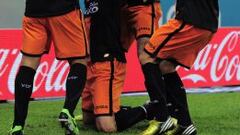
<box><xmin>136</xmin><ymin>34</ymin><xmax>152</xmax><ymax>39</ymax></box>
<box><xmin>144</xmin><ymin>48</ymin><xmax>156</xmax><ymax>58</ymax></box>
<box><xmin>21</xmin><ymin>50</ymin><xmax>48</xmax><ymax>57</ymax></box>
<box><xmin>157</xmin><ymin>57</ymin><xmax>191</xmax><ymax>69</ymax></box>
<box><xmin>56</xmin><ymin>55</ymin><xmax>89</xmax><ymax>60</ymax></box>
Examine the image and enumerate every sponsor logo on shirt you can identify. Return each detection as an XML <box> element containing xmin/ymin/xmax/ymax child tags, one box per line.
<box><xmin>85</xmin><ymin>1</ymin><xmax>99</xmax><ymax>16</ymax></box>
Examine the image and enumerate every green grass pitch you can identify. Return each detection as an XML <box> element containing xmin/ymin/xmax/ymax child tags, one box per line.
<box><xmin>0</xmin><ymin>92</ymin><xmax>240</xmax><ymax>135</ymax></box>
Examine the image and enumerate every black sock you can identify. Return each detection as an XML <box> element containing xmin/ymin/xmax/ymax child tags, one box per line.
<box><xmin>115</xmin><ymin>106</ymin><xmax>146</xmax><ymax>131</ymax></box>
<box><xmin>166</xmin><ymin>91</ymin><xmax>179</xmax><ymax>118</ymax></box>
<box><xmin>63</xmin><ymin>63</ymin><xmax>87</xmax><ymax>116</ymax></box>
<box><xmin>141</xmin><ymin>63</ymin><xmax>169</xmax><ymax>121</ymax></box>
<box><xmin>13</xmin><ymin>66</ymin><xmax>36</xmax><ymax>127</ymax></box>
<box><xmin>163</xmin><ymin>72</ymin><xmax>192</xmax><ymax>126</ymax></box>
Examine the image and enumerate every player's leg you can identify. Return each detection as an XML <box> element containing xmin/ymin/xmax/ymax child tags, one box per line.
<box><xmin>138</xmin><ymin>39</ymin><xmax>179</xmax><ymax>126</ymax></box>
<box><xmin>91</xmin><ymin>60</ymin><xmax>160</xmax><ymax>133</ymax></box>
<box><xmin>61</xmin><ymin>59</ymin><xmax>87</xmax><ymax>116</ymax></box>
<box><xmin>125</xmin><ymin>3</ymin><xmax>176</xmax><ymax>135</ymax></box>
<box><xmin>82</xmin><ymin>100</ymin><xmax>144</xmax><ymax>128</ymax></box>
<box><xmin>10</xmin><ymin>16</ymin><xmax>49</xmax><ymax>135</ymax></box>
<box><xmin>87</xmin><ymin>60</ymin><xmax>117</xmax><ymax>132</ymax></box>
<box><xmin>140</xmin><ymin>19</ymin><xmax>190</xmax><ymax>135</ymax></box>
<box><xmin>114</xmin><ymin>100</ymin><xmax>162</xmax><ymax>131</ymax></box>
<box><xmin>126</xmin><ymin>1</ymin><xmax>174</xmax><ymax>119</ymax></box>
<box><xmin>96</xmin><ymin>99</ymin><xmax>161</xmax><ymax>132</ymax></box>
<box><xmin>159</xmin><ymin>35</ymin><xmax>213</xmax><ymax>135</ymax></box>
<box><xmin>123</xmin><ymin>2</ymin><xmax>172</xmax><ymax>126</ymax></box>
<box><xmin>10</xmin><ymin>56</ymin><xmax>40</xmax><ymax>135</ymax></box>
<box><xmin>138</xmin><ymin>38</ymin><xmax>172</xmax><ymax>122</ymax></box>
<box><xmin>58</xmin><ymin>59</ymin><xmax>87</xmax><ymax>135</ymax></box>
<box><xmin>159</xmin><ymin>59</ymin><xmax>200</xmax><ymax>135</ymax></box>
<box><xmin>48</xmin><ymin>9</ymin><xmax>88</xmax><ymax>135</ymax></box>
<box><xmin>144</xmin><ymin>19</ymin><xmax>213</xmax><ymax>135</ymax></box>
<box><xmin>79</xmin><ymin>60</ymin><xmax>159</xmax><ymax>132</ymax></box>
<box><xmin>83</xmin><ymin>100</ymin><xmax>156</xmax><ymax>132</ymax></box>
<box><xmin>140</xmin><ymin>60</ymin><xmax>175</xmax><ymax>135</ymax></box>
<box><xmin>160</xmin><ymin>60</ymin><xmax>197</xmax><ymax>135</ymax></box>
<box><xmin>91</xmin><ymin>60</ymin><xmax>124</xmax><ymax>132</ymax></box>
<box><xmin>96</xmin><ymin>106</ymin><xmax>147</xmax><ymax>132</ymax></box>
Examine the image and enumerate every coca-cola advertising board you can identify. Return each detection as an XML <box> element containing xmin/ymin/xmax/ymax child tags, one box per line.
<box><xmin>0</xmin><ymin>28</ymin><xmax>240</xmax><ymax>100</ymax></box>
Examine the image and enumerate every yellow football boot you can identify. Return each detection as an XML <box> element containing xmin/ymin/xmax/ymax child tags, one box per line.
<box><xmin>140</xmin><ymin>120</ymin><xmax>161</xmax><ymax>135</ymax></box>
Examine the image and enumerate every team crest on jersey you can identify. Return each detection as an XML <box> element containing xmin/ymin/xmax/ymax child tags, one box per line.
<box><xmin>85</xmin><ymin>1</ymin><xmax>99</xmax><ymax>16</ymax></box>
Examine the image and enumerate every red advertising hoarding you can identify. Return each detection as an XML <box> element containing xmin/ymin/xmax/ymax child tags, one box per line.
<box><xmin>0</xmin><ymin>28</ymin><xmax>240</xmax><ymax>100</ymax></box>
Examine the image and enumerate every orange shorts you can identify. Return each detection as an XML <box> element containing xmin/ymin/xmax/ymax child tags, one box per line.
<box><xmin>145</xmin><ymin>19</ymin><xmax>214</xmax><ymax>68</ymax></box>
<box><xmin>121</xmin><ymin>2</ymin><xmax>162</xmax><ymax>51</ymax></box>
<box><xmin>22</xmin><ymin>9</ymin><xmax>88</xmax><ymax>60</ymax></box>
<box><xmin>82</xmin><ymin>60</ymin><xmax>126</xmax><ymax>116</ymax></box>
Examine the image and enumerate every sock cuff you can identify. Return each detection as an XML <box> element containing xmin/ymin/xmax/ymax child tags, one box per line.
<box><xmin>18</xmin><ymin>66</ymin><xmax>36</xmax><ymax>76</ymax></box>
<box><xmin>68</xmin><ymin>64</ymin><xmax>87</xmax><ymax>76</ymax></box>
<box><xmin>70</xmin><ymin>63</ymin><xmax>86</xmax><ymax>71</ymax></box>
<box><xmin>141</xmin><ymin>63</ymin><xmax>163</xmax><ymax>80</ymax></box>
<box><xmin>163</xmin><ymin>71</ymin><xmax>178</xmax><ymax>78</ymax></box>
<box><xmin>163</xmin><ymin>71</ymin><xmax>183</xmax><ymax>86</ymax></box>
<box><xmin>142</xmin><ymin>63</ymin><xmax>158</xmax><ymax>70</ymax></box>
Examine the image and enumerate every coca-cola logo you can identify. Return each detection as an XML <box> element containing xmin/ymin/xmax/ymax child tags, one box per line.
<box><xmin>0</xmin><ymin>49</ymin><xmax>70</xmax><ymax>95</ymax></box>
<box><xmin>1</xmin><ymin>28</ymin><xmax>240</xmax><ymax>100</ymax></box>
<box><xmin>180</xmin><ymin>31</ymin><xmax>240</xmax><ymax>85</ymax></box>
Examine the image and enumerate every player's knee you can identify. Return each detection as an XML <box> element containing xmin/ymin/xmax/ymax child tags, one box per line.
<box><xmin>137</xmin><ymin>37</ymin><xmax>155</xmax><ymax>65</ymax></box>
<box><xmin>159</xmin><ymin>60</ymin><xmax>176</xmax><ymax>74</ymax></box>
<box><xmin>137</xmin><ymin>37</ymin><xmax>150</xmax><ymax>48</ymax></box>
<box><xmin>138</xmin><ymin>53</ymin><xmax>155</xmax><ymax>65</ymax></box>
<box><xmin>21</xmin><ymin>55</ymin><xmax>41</xmax><ymax>70</ymax></box>
<box><xmin>96</xmin><ymin>116</ymin><xmax>117</xmax><ymax>133</ymax></box>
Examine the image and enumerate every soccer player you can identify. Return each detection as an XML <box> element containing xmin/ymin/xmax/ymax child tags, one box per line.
<box><xmin>81</xmin><ymin>0</ymin><xmax>158</xmax><ymax>133</ymax></box>
<box><xmin>9</xmin><ymin>0</ymin><xmax>88</xmax><ymax>135</ymax></box>
<box><xmin>121</xmin><ymin>0</ymin><xmax>180</xmax><ymax>129</ymax></box>
<box><xmin>140</xmin><ymin>0</ymin><xmax>219</xmax><ymax>135</ymax></box>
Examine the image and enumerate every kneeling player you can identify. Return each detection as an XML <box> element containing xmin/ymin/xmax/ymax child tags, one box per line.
<box><xmin>80</xmin><ymin>0</ymin><xmax>157</xmax><ymax>133</ymax></box>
